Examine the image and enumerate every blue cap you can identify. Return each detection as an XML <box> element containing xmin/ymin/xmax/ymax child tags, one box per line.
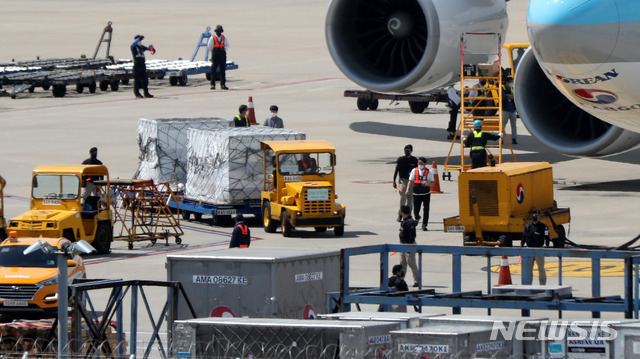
<box><xmin>474</xmin><ymin>120</ymin><xmax>482</xmax><ymax>128</ymax></box>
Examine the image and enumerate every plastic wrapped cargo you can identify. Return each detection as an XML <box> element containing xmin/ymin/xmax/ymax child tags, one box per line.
<box><xmin>135</xmin><ymin>118</ymin><xmax>232</xmax><ymax>184</ymax></box>
<box><xmin>185</xmin><ymin>127</ymin><xmax>305</xmax><ymax>204</ymax></box>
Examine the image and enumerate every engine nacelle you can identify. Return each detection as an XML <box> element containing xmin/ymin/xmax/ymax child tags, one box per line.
<box><xmin>325</xmin><ymin>0</ymin><xmax>508</xmax><ymax>94</ymax></box>
<box><xmin>514</xmin><ymin>48</ymin><xmax>640</xmax><ymax>157</ymax></box>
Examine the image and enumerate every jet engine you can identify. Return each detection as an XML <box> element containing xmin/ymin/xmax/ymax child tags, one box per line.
<box><xmin>325</xmin><ymin>0</ymin><xmax>508</xmax><ymax>94</ymax></box>
<box><xmin>514</xmin><ymin>48</ymin><xmax>640</xmax><ymax>157</ymax></box>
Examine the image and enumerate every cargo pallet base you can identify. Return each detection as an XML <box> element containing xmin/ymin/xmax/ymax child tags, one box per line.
<box><xmin>170</xmin><ymin>197</ymin><xmax>261</xmax><ymax>225</ymax></box>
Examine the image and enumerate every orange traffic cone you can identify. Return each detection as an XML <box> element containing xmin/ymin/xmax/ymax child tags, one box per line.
<box><xmin>247</xmin><ymin>96</ymin><xmax>257</xmax><ymax>125</ymax></box>
<box><xmin>496</xmin><ymin>255</ymin><xmax>512</xmax><ymax>286</ymax></box>
<box><xmin>430</xmin><ymin>161</ymin><xmax>442</xmax><ymax>194</ymax></box>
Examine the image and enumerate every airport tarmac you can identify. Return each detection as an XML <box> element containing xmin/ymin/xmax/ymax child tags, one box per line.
<box><xmin>2</xmin><ymin>0</ymin><xmax>640</xmax><ymax>344</ymax></box>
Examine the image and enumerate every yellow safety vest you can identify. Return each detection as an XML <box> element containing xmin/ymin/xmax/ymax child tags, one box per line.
<box><xmin>471</xmin><ymin>130</ymin><xmax>485</xmax><ymax>150</ymax></box>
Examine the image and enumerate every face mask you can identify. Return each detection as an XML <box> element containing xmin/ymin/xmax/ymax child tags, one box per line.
<box><xmin>270</xmin><ymin>113</ymin><xmax>277</xmax><ymax>119</ymax></box>
<box><xmin>419</xmin><ymin>165</ymin><xmax>425</xmax><ymax>170</ymax></box>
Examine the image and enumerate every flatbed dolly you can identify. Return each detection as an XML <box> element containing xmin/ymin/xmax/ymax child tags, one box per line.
<box><xmin>168</xmin><ymin>197</ymin><xmax>261</xmax><ymax>226</ymax></box>
<box><xmin>1</xmin><ymin>68</ymin><xmax>130</xmax><ymax>98</ymax></box>
<box><xmin>344</xmin><ymin>88</ymin><xmax>448</xmax><ymax>113</ymax></box>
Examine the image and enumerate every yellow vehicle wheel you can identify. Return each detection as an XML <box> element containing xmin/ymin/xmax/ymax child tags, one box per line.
<box><xmin>262</xmin><ymin>202</ymin><xmax>278</xmax><ymax>233</ymax></box>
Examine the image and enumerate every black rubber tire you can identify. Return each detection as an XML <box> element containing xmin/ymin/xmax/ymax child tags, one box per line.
<box><xmin>121</xmin><ymin>78</ymin><xmax>130</xmax><ymax>85</ymax></box>
<box><xmin>110</xmin><ymin>80</ymin><xmax>119</xmax><ymax>91</ymax></box>
<box><xmin>128</xmin><ymin>242</ymin><xmax>133</xmax><ymax>250</ymax></box>
<box><xmin>499</xmin><ymin>234</ymin><xmax>513</xmax><ymax>247</ymax></box>
<box><xmin>408</xmin><ymin>101</ymin><xmax>427</xmax><ymax>113</ymax></box>
<box><xmin>88</xmin><ymin>81</ymin><xmax>97</xmax><ymax>93</ymax></box>
<box><xmin>281</xmin><ymin>212</ymin><xmax>292</xmax><ymax>237</ymax></box>
<box><xmin>262</xmin><ymin>202</ymin><xmax>278</xmax><ymax>233</ymax></box>
<box><xmin>356</xmin><ymin>98</ymin><xmax>370</xmax><ymax>111</ymax></box>
<box><xmin>181</xmin><ymin>211</ymin><xmax>191</xmax><ymax>220</ymax></box>
<box><xmin>42</xmin><ymin>84</ymin><xmax>50</xmax><ymax>91</ymax></box>
<box><xmin>169</xmin><ymin>77</ymin><xmax>178</xmax><ymax>86</ymax></box>
<box><xmin>62</xmin><ymin>229</ymin><xmax>75</xmax><ymax>242</ymax></box>
<box><xmin>99</xmin><ymin>81</ymin><xmax>109</xmax><ymax>91</ymax></box>
<box><xmin>52</xmin><ymin>85</ymin><xmax>66</xmax><ymax>98</ymax></box>
<box><xmin>334</xmin><ymin>225</ymin><xmax>344</xmax><ymax>237</ymax></box>
<box><xmin>0</xmin><ymin>230</ymin><xmax>6</xmax><ymax>241</ymax></box>
<box><xmin>368</xmin><ymin>99</ymin><xmax>379</xmax><ymax>110</ymax></box>
<box><xmin>314</xmin><ymin>227</ymin><xmax>327</xmax><ymax>233</ymax></box>
<box><xmin>76</xmin><ymin>84</ymin><xmax>84</xmax><ymax>94</ymax></box>
<box><xmin>175</xmin><ymin>237</ymin><xmax>182</xmax><ymax>245</ymax></box>
<box><xmin>178</xmin><ymin>75</ymin><xmax>188</xmax><ymax>86</ymax></box>
<box><xmin>93</xmin><ymin>222</ymin><xmax>112</xmax><ymax>254</ymax></box>
<box><xmin>28</xmin><ymin>86</ymin><xmax>35</xmax><ymax>93</ymax></box>
<box><xmin>193</xmin><ymin>213</ymin><xmax>202</xmax><ymax>221</ymax></box>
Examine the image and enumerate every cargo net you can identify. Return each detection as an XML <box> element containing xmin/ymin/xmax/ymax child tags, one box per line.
<box><xmin>135</xmin><ymin>118</ymin><xmax>232</xmax><ymax>185</ymax></box>
<box><xmin>186</xmin><ymin>127</ymin><xmax>305</xmax><ymax>205</ymax></box>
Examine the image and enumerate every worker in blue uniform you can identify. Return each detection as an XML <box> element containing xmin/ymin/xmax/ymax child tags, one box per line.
<box><xmin>464</xmin><ymin>120</ymin><xmax>501</xmax><ymax>169</ymax></box>
<box><xmin>229</xmin><ymin>214</ymin><xmax>251</xmax><ymax>248</ymax></box>
<box><xmin>130</xmin><ymin>35</ymin><xmax>155</xmax><ymax>98</ymax></box>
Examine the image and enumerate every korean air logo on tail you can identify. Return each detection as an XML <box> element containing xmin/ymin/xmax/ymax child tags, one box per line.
<box><xmin>573</xmin><ymin>89</ymin><xmax>618</xmax><ymax>104</ymax></box>
<box><xmin>516</xmin><ymin>183</ymin><xmax>525</xmax><ymax>204</ymax></box>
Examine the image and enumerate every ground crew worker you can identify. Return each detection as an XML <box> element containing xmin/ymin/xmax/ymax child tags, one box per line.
<box><xmin>388</xmin><ymin>264</ymin><xmax>410</xmax><ymax>312</ymax></box>
<box><xmin>229</xmin><ymin>214</ymin><xmax>250</xmax><ymax>248</ymax></box>
<box><xmin>233</xmin><ymin>104</ymin><xmax>250</xmax><ymax>127</ymax></box>
<box><xmin>502</xmin><ymin>77</ymin><xmax>518</xmax><ymax>144</ymax></box>
<box><xmin>446</xmin><ymin>84</ymin><xmax>461</xmax><ymax>140</ymax></box>
<box><xmin>393</xmin><ymin>144</ymin><xmax>418</xmax><ymax>222</ymax></box>
<box><xmin>130</xmin><ymin>34</ymin><xmax>155</xmax><ymax>98</ymax></box>
<box><xmin>405</xmin><ymin>157</ymin><xmax>434</xmax><ymax>231</ymax></box>
<box><xmin>208</xmin><ymin>24</ymin><xmax>229</xmax><ymax>90</ymax></box>
<box><xmin>297</xmin><ymin>153</ymin><xmax>317</xmax><ymax>173</ymax></box>
<box><xmin>81</xmin><ymin>147</ymin><xmax>103</xmax><ymax>203</ymax></box>
<box><xmin>521</xmin><ymin>213</ymin><xmax>551</xmax><ymax>285</ymax></box>
<box><xmin>464</xmin><ymin>120</ymin><xmax>501</xmax><ymax>169</ymax></box>
<box><xmin>398</xmin><ymin>206</ymin><xmax>419</xmax><ymax>288</ymax></box>
<box><xmin>264</xmin><ymin>105</ymin><xmax>284</xmax><ymax>128</ymax></box>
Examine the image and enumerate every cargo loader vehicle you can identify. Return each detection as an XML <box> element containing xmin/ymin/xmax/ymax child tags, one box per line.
<box><xmin>443</xmin><ymin>162</ymin><xmax>570</xmax><ymax>247</ymax></box>
<box><xmin>260</xmin><ymin>140</ymin><xmax>346</xmax><ymax>237</ymax></box>
<box><xmin>7</xmin><ymin>165</ymin><xmax>113</xmax><ymax>254</ymax></box>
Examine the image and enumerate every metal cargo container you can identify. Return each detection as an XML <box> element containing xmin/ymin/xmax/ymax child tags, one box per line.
<box><xmin>171</xmin><ymin>317</ymin><xmax>402</xmax><ymax>359</ymax></box>
<box><xmin>167</xmin><ymin>248</ymin><xmax>340</xmax><ymax>319</ymax></box>
<box><xmin>540</xmin><ymin>319</ymin><xmax>639</xmax><ymax>359</ymax></box>
<box><xmin>390</xmin><ymin>323</ymin><xmax>512</xmax><ymax>359</ymax></box>
<box><xmin>419</xmin><ymin>314</ymin><xmax>548</xmax><ymax>359</ymax></box>
<box><xmin>611</xmin><ymin>321</ymin><xmax>640</xmax><ymax>358</ymax></box>
<box><xmin>318</xmin><ymin>311</ymin><xmax>445</xmax><ymax>329</ymax></box>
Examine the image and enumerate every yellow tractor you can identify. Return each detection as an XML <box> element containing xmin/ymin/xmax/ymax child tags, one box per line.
<box><xmin>260</xmin><ymin>140</ymin><xmax>346</xmax><ymax>237</ymax></box>
<box><xmin>7</xmin><ymin>165</ymin><xmax>113</xmax><ymax>254</ymax></box>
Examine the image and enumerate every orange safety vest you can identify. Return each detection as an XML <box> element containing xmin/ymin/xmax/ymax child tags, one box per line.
<box><xmin>413</xmin><ymin>167</ymin><xmax>429</xmax><ymax>183</ymax></box>
<box><xmin>301</xmin><ymin>158</ymin><xmax>314</xmax><ymax>169</ymax></box>
<box><xmin>213</xmin><ymin>35</ymin><xmax>226</xmax><ymax>48</ymax></box>
<box><xmin>237</xmin><ymin>224</ymin><xmax>248</xmax><ymax>235</ymax></box>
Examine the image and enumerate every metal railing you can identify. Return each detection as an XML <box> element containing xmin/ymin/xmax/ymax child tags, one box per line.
<box><xmin>327</xmin><ymin>244</ymin><xmax>640</xmax><ymax>319</ymax></box>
